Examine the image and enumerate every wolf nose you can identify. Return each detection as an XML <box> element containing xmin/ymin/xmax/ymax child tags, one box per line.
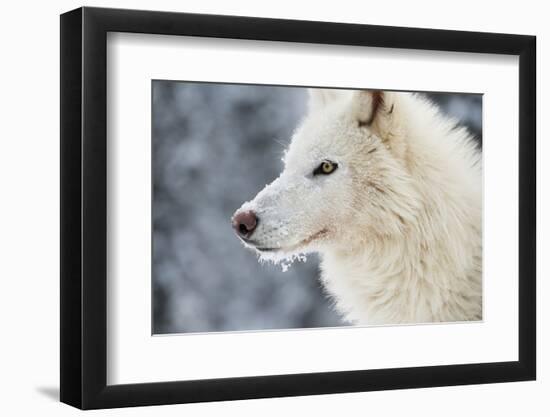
<box><xmin>232</xmin><ymin>210</ymin><xmax>258</xmax><ymax>238</ymax></box>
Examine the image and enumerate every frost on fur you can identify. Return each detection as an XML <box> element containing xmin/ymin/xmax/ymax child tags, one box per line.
<box><xmin>232</xmin><ymin>89</ymin><xmax>482</xmax><ymax>326</ymax></box>
<box><xmin>257</xmin><ymin>252</ymin><xmax>308</xmax><ymax>273</ymax></box>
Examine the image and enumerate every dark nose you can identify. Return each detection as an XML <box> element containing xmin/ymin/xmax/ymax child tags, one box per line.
<box><xmin>232</xmin><ymin>210</ymin><xmax>258</xmax><ymax>238</ymax></box>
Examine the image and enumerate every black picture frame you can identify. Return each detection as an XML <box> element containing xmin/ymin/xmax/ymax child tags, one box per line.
<box><xmin>60</xmin><ymin>6</ymin><xmax>536</xmax><ymax>410</ymax></box>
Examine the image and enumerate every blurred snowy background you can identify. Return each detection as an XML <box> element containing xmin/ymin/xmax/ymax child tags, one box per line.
<box><xmin>152</xmin><ymin>81</ymin><xmax>482</xmax><ymax>334</ymax></box>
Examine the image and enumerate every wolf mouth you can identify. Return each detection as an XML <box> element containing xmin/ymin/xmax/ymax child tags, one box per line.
<box><xmin>239</xmin><ymin>229</ymin><xmax>329</xmax><ymax>253</ymax></box>
<box><xmin>238</xmin><ymin>236</ymin><xmax>278</xmax><ymax>252</ymax></box>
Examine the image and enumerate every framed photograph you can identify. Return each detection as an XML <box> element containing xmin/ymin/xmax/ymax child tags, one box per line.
<box><xmin>60</xmin><ymin>6</ymin><xmax>536</xmax><ymax>409</ymax></box>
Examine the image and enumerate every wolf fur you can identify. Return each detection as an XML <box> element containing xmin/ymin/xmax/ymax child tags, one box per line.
<box><xmin>233</xmin><ymin>89</ymin><xmax>482</xmax><ymax>325</ymax></box>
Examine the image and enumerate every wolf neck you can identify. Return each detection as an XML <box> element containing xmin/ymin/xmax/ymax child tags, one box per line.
<box><xmin>322</xmin><ymin>184</ymin><xmax>481</xmax><ymax>324</ymax></box>
<box><xmin>320</xmin><ymin>216</ymin><xmax>481</xmax><ymax>325</ymax></box>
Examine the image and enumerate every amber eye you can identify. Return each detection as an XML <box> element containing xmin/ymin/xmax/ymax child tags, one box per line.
<box><xmin>313</xmin><ymin>160</ymin><xmax>338</xmax><ymax>176</ymax></box>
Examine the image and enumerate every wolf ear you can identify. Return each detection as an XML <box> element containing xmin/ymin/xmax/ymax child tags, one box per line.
<box><xmin>353</xmin><ymin>90</ymin><xmax>404</xmax><ymax>155</ymax></box>
<box><xmin>308</xmin><ymin>88</ymin><xmax>343</xmax><ymax>112</ymax></box>
<box><xmin>351</xmin><ymin>90</ymin><xmax>388</xmax><ymax>127</ymax></box>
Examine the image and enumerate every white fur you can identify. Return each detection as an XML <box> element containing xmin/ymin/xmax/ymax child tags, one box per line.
<box><xmin>233</xmin><ymin>89</ymin><xmax>482</xmax><ymax>325</ymax></box>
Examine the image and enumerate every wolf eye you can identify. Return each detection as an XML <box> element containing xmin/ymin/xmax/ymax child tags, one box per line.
<box><xmin>313</xmin><ymin>160</ymin><xmax>338</xmax><ymax>176</ymax></box>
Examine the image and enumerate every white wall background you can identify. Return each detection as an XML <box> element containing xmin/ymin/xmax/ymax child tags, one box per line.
<box><xmin>0</xmin><ymin>0</ymin><xmax>545</xmax><ymax>415</ymax></box>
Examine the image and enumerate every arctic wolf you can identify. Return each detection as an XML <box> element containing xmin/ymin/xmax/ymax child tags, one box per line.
<box><xmin>232</xmin><ymin>89</ymin><xmax>482</xmax><ymax>325</ymax></box>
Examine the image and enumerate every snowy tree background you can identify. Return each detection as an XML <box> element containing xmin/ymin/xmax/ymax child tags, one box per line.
<box><xmin>152</xmin><ymin>81</ymin><xmax>482</xmax><ymax>334</ymax></box>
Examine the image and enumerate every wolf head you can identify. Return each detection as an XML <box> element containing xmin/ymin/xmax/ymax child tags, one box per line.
<box><xmin>232</xmin><ymin>89</ymin><xmax>423</xmax><ymax>262</ymax></box>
